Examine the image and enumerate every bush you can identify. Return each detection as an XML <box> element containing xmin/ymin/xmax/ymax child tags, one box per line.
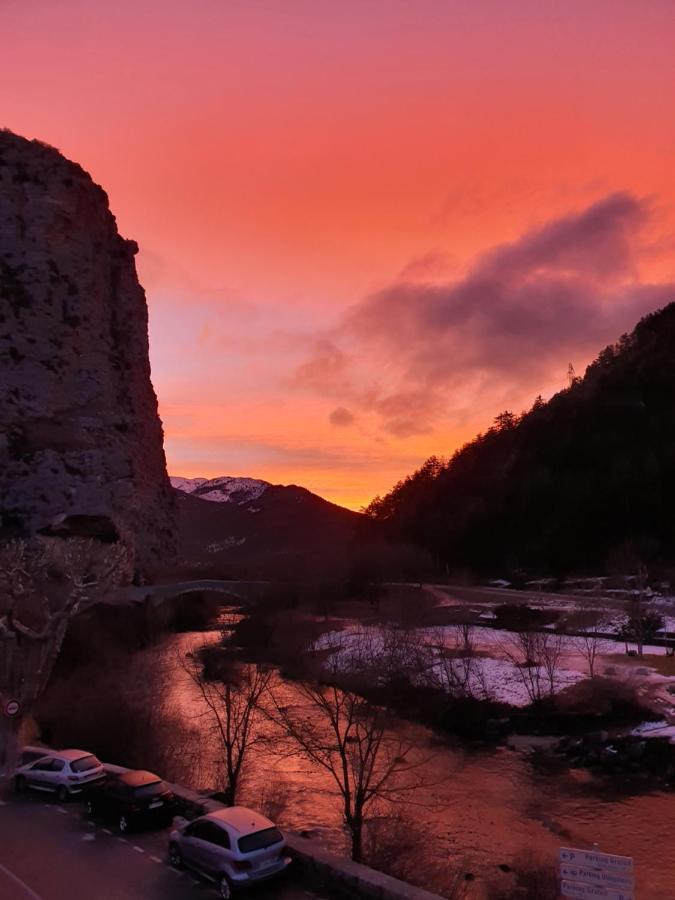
<box><xmin>486</xmin><ymin>852</ymin><xmax>558</xmax><ymax>899</ymax></box>
<box><xmin>363</xmin><ymin>808</ymin><xmax>471</xmax><ymax>897</ymax></box>
<box><xmin>493</xmin><ymin>604</ymin><xmax>559</xmax><ymax>631</ymax></box>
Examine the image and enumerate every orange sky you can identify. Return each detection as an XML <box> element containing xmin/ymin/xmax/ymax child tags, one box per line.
<box><xmin>3</xmin><ymin>1</ymin><xmax>675</xmax><ymax>508</ymax></box>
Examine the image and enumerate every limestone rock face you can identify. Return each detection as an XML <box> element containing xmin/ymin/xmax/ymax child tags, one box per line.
<box><xmin>0</xmin><ymin>130</ymin><xmax>176</xmax><ymax>575</ymax></box>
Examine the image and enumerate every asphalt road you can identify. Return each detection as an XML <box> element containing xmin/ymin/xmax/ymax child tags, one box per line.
<box><xmin>0</xmin><ymin>786</ymin><xmax>334</xmax><ymax>900</ymax></box>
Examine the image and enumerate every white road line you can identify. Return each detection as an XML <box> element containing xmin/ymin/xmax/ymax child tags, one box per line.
<box><xmin>102</xmin><ymin>827</ymin><xmax>112</xmax><ymax>835</ymax></box>
<box><xmin>117</xmin><ymin>837</ymin><xmax>128</xmax><ymax>843</ymax></box>
<box><xmin>0</xmin><ymin>862</ymin><xmax>45</xmax><ymax>900</ymax></box>
<box><xmin>133</xmin><ymin>845</ymin><xmax>144</xmax><ymax>854</ymax></box>
<box><xmin>57</xmin><ymin>807</ymin><xmax>68</xmax><ymax>815</ymax></box>
<box><xmin>81</xmin><ymin>833</ymin><xmax>96</xmax><ymax>841</ymax></box>
<box><xmin>149</xmin><ymin>855</ymin><xmax>162</xmax><ymax>863</ymax></box>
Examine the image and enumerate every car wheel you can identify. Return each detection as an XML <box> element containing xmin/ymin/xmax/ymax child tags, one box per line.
<box><xmin>14</xmin><ymin>775</ymin><xmax>28</xmax><ymax>794</ymax></box>
<box><xmin>57</xmin><ymin>785</ymin><xmax>69</xmax><ymax>803</ymax></box>
<box><xmin>118</xmin><ymin>815</ymin><xmax>128</xmax><ymax>834</ymax></box>
<box><xmin>219</xmin><ymin>875</ymin><xmax>232</xmax><ymax>899</ymax></box>
<box><xmin>14</xmin><ymin>775</ymin><xmax>27</xmax><ymax>793</ymax></box>
<box><xmin>168</xmin><ymin>844</ymin><xmax>183</xmax><ymax>869</ymax></box>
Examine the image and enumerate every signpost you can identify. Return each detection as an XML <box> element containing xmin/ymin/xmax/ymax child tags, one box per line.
<box><xmin>559</xmin><ymin>847</ymin><xmax>634</xmax><ymax>900</ymax></box>
<box><xmin>561</xmin><ymin>883</ymin><xmax>633</xmax><ymax>900</ymax></box>
<box><xmin>2</xmin><ymin>698</ymin><xmax>20</xmax><ymax>719</ymax></box>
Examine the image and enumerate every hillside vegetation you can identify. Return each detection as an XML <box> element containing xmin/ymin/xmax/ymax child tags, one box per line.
<box><xmin>366</xmin><ymin>302</ymin><xmax>675</xmax><ymax>576</ymax></box>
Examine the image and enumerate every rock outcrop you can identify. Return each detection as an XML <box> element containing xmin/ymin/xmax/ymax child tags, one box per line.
<box><xmin>0</xmin><ymin>130</ymin><xmax>176</xmax><ymax>575</ymax></box>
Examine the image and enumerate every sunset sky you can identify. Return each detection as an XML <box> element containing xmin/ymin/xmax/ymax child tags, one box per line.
<box><xmin>3</xmin><ymin>0</ymin><xmax>675</xmax><ymax>508</ymax></box>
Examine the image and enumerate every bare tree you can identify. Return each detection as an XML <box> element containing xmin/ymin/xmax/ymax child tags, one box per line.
<box><xmin>570</xmin><ymin>612</ymin><xmax>609</xmax><ymax>677</ymax></box>
<box><xmin>421</xmin><ymin>624</ymin><xmax>490</xmax><ymax>701</ymax></box>
<box><xmin>498</xmin><ymin>630</ymin><xmax>565</xmax><ymax>705</ymax></box>
<box><xmin>267</xmin><ymin>641</ymin><xmax>424</xmax><ymax>862</ymax></box>
<box><xmin>181</xmin><ymin>648</ymin><xmax>272</xmax><ymax>805</ymax></box>
<box><xmin>0</xmin><ymin>538</ymin><xmax>130</xmax><ymax>772</ymax></box>
<box><xmin>608</xmin><ymin>547</ymin><xmax>662</xmax><ymax>658</ymax></box>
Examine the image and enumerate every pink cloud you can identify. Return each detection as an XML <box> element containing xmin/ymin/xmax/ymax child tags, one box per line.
<box><xmin>293</xmin><ymin>192</ymin><xmax>675</xmax><ymax>436</ymax></box>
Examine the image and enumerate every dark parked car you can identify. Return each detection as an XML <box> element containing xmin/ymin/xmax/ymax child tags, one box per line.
<box><xmin>86</xmin><ymin>769</ymin><xmax>175</xmax><ymax>833</ymax></box>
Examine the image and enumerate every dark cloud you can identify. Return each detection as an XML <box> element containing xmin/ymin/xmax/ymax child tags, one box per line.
<box><xmin>329</xmin><ymin>406</ymin><xmax>356</xmax><ymax>427</ymax></box>
<box><xmin>291</xmin><ymin>339</ymin><xmax>353</xmax><ymax>396</ymax></box>
<box><xmin>397</xmin><ymin>249</ymin><xmax>454</xmax><ymax>281</ymax></box>
<box><xmin>293</xmin><ymin>193</ymin><xmax>675</xmax><ymax>436</ymax></box>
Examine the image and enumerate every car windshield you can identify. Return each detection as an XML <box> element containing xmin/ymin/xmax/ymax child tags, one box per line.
<box><xmin>132</xmin><ymin>780</ymin><xmax>166</xmax><ymax>798</ymax></box>
<box><xmin>70</xmin><ymin>755</ymin><xmax>101</xmax><ymax>773</ymax></box>
<box><xmin>238</xmin><ymin>827</ymin><xmax>283</xmax><ymax>854</ymax></box>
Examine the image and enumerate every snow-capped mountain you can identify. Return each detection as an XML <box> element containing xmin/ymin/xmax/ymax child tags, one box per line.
<box><xmin>171</xmin><ymin>474</ymin><xmax>368</xmax><ymax>578</ymax></box>
<box><xmin>170</xmin><ymin>475</ymin><xmax>270</xmax><ymax>505</ymax></box>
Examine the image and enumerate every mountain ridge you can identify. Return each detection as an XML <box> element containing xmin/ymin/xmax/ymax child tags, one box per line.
<box><xmin>366</xmin><ymin>302</ymin><xmax>675</xmax><ymax>576</ymax></box>
<box><xmin>170</xmin><ymin>475</ymin><xmax>270</xmax><ymax>506</ymax></box>
<box><xmin>173</xmin><ymin>474</ymin><xmax>367</xmax><ymax>579</ymax></box>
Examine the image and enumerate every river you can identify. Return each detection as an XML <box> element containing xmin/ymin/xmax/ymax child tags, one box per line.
<box><xmin>161</xmin><ymin>631</ymin><xmax>675</xmax><ymax>898</ymax></box>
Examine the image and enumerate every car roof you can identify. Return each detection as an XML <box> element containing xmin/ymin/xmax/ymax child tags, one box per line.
<box><xmin>53</xmin><ymin>749</ymin><xmax>95</xmax><ymax>762</ymax></box>
<box><xmin>204</xmin><ymin>807</ymin><xmax>275</xmax><ymax>836</ymax></box>
<box><xmin>118</xmin><ymin>770</ymin><xmax>162</xmax><ymax>788</ymax></box>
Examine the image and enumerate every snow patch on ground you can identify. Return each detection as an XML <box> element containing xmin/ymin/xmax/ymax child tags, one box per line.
<box><xmin>206</xmin><ymin>537</ymin><xmax>247</xmax><ymax>553</ymax></box>
<box><xmin>314</xmin><ymin>624</ymin><xmax>586</xmax><ymax>708</ymax></box>
<box><xmin>631</xmin><ymin>720</ymin><xmax>675</xmax><ymax>742</ymax></box>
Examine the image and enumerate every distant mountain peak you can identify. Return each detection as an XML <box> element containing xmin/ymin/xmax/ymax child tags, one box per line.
<box><xmin>170</xmin><ymin>475</ymin><xmax>270</xmax><ymax>505</ymax></box>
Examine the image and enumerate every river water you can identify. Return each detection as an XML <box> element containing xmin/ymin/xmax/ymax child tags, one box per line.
<box><xmin>163</xmin><ymin>632</ymin><xmax>675</xmax><ymax>898</ymax></box>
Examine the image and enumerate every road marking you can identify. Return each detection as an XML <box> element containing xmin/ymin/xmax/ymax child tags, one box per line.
<box><xmin>0</xmin><ymin>799</ymin><xmax>8</xmax><ymax>806</ymax></box>
<box><xmin>117</xmin><ymin>837</ymin><xmax>128</xmax><ymax>843</ymax></box>
<box><xmin>102</xmin><ymin>828</ymin><xmax>112</xmax><ymax>835</ymax></box>
<box><xmin>0</xmin><ymin>862</ymin><xmax>45</xmax><ymax>900</ymax></box>
<box><xmin>81</xmin><ymin>833</ymin><xmax>96</xmax><ymax>842</ymax></box>
<box><xmin>150</xmin><ymin>855</ymin><xmax>162</xmax><ymax>863</ymax></box>
<box><xmin>57</xmin><ymin>807</ymin><xmax>68</xmax><ymax>815</ymax></box>
<box><xmin>133</xmin><ymin>845</ymin><xmax>144</xmax><ymax>854</ymax></box>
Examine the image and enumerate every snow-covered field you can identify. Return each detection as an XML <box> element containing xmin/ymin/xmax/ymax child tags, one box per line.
<box><xmin>314</xmin><ymin>624</ymin><xmax>586</xmax><ymax>707</ymax></box>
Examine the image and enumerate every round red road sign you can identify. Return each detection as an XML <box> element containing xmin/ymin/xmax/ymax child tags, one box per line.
<box><xmin>3</xmin><ymin>698</ymin><xmax>20</xmax><ymax>719</ymax></box>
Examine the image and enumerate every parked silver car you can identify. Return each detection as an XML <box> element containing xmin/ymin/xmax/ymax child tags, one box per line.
<box><xmin>14</xmin><ymin>749</ymin><xmax>105</xmax><ymax>801</ymax></box>
<box><xmin>169</xmin><ymin>806</ymin><xmax>291</xmax><ymax>898</ymax></box>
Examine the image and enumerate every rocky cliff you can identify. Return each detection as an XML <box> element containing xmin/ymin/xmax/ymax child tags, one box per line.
<box><xmin>0</xmin><ymin>130</ymin><xmax>176</xmax><ymax>575</ymax></box>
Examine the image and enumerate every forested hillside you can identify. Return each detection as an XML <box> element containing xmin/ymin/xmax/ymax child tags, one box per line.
<box><xmin>366</xmin><ymin>303</ymin><xmax>675</xmax><ymax>576</ymax></box>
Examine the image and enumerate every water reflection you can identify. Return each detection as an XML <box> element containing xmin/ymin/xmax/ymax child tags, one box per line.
<box><xmin>163</xmin><ymin>631</ymin><xmax>675</xmax><ymax>898</ymax></box>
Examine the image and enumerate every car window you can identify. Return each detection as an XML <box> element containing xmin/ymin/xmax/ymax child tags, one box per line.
<box><xmin>31</xmin><ymin>758</ymin><xmax>55</xmax><ymax>771</ymax></box>
<box><xmin>70</xmin><ymin>755</ymin><xmax>101</xmax><ymax>773</ymax></box>
<box><xmin>203</xmin><ymin>824</ymin><xmax>230</xmax><ymax>849</ymax></box>
<box><xmin>111</xmin><ymin>779</ymin><xmax>133</xmax><ymax>798</ymax></box>
<box><xmin>185</xmin><ymin>822</ymin><xmax>211</xmax><ymax>840</ymax></box>
<box><xmin>132</xmin><ymin>780</ymin><xmax>166</xmax><ymax>798</ymax></box>
<box><xmin>238</xmin><ymin>827</ymin><xmax>283</xmax><ymax>854</ymax></box>
<box><xmin>49</xmin><ymin>759</ymin><xmax>65</xmax><ymax>772</ymax></box>
<box><xmin>19</xmin><ymin>751</ymin><xmax>46</xmax><ymax>766</ymax></box>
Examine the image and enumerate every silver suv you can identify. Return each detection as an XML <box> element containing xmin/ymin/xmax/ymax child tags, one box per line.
<box><xmin>14</xmin><ymin>749</ymin><xmax>105</xmax><ymax>801</ymax></box>
<box><xmin>169</xmin><ymin>806</ymin><xmax>291</xmax><ymax>898</ymax></box>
